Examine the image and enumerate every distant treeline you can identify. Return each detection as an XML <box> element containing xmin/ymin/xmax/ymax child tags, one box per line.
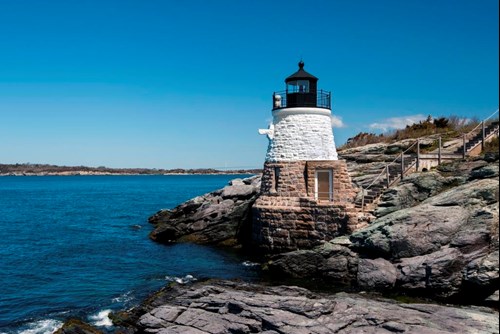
<box><xmin>0</xmin><ymin>163</ymin><xmax>262</xmax><ymax>175</ymax></box>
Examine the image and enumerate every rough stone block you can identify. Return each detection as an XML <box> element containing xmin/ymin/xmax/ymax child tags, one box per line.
<box><xmin>295</xmin><ymin>221</ymin><xmax>315</xmax><ymax>231</ymax></box>
<box><xmin>357</xmin><ymin>258</ymin><xmax>397</xmax><ymax>289</ymax></box>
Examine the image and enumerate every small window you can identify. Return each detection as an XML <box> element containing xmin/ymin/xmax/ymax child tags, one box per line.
<box><xmin>315</xmin><ymin>170</ymin><xmax>333</xmax><ymax>201</ymax></box>
<box><xmin>273</xmin><ymin>167</ymin><xmax>280</xmax><ymax>192</ymax></box>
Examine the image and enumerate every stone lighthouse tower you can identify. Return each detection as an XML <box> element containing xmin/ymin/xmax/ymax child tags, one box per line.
<box><xmin>262</xmin><ymin>60</ymin><xmax>338</xmax><ymax>162</ymax></box>
<box><xmin>252</xmin><ymin>61</ymin><xmax>358</xmax><ymax>253</ymax></box>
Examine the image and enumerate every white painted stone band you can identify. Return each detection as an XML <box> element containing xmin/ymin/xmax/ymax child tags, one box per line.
<box><xmin>272</xmin><ymin>107</ymin><xmax>332</xmax><ymax>118</ymax></box>
<box><xmin>264</xmin><ymin>107</ymin><xmax>338</xmax><ymax>162</ymax></box>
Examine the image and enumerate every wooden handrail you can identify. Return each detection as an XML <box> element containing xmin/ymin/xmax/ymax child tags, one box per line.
<box><xmin>356</xmin><ymin>108</ymin><xmax>499</xmax><ymax>210</ymax></box>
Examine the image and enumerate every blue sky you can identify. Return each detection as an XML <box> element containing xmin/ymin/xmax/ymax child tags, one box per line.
<box><xmin>0</xmin><ymin>0</ymin><xmax>498</xmax><ymax>169</ymax></box>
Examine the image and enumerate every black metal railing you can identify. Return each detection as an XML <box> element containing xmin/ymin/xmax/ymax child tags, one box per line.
<box><xmin>272</xmin><ymin>89</ymin><xmax>331</xmax><ymax>110</ymax></box>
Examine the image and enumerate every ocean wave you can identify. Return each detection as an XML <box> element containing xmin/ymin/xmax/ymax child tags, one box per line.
<box><xmin>17</xmin><ymin>319</ymin><xmax>63</xmax><ymax>334</ymax></box>
<box><xmin>88</xmin><ymin>309</ymin><xmax>113</xmax><ymax>328</ymax></box>
<box><xmin>242</xmin><ymin>260</ymin><xmax>260</xmax><ymax>267</ymax></box>
<box><xmin>111</xmin><ymin>290</ymin><xmax>134</xmax><ymax>304</ymax></box>
<box><xmin>165</xmin><ymin>274</ymin><xmax>197</xmax><ymax>284</ymax></box>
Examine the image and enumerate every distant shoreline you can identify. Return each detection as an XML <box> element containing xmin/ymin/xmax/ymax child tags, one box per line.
<box><xmin>0</xmin><ymin>163</ymin><xmax>262</xmax><ymax>177</ymax></box>
<box><xmin>0</xmin><ymin>172</ymin><xmax>259</xmax><ymax>176</ymax></box>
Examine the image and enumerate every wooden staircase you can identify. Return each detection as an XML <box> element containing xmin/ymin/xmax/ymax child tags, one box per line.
<box><xmin>453</xmin><ymin>121</ymin><xmax>499</xmax><ymax>155</ymax></box>
<box><xmin>354</xmin><ymin>111</ymin><xmax>499</xmax><ymax>212</ymax></box>
<box><xmin>354</xmin><ymin>155</ymin><xmax>417</xmax><ymax>209</ymax></box>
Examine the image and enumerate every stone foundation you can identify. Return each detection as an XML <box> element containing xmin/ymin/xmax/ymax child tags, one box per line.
<box><xmin>252</xmin><ymin>197</ymin><xmax>359</xmax><ymax>253</ymax></box>
<box><xmin>252</xmin><ymin>159</ymin><xmax>359</xmax><ymax>253</ymax></box>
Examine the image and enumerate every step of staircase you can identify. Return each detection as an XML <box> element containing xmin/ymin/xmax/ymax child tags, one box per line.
<box><xmin>454</xmin><ymin>122</ymin><xmax>499</xmax><ymax>154</ymax></box>
<box><xmin>356</xmin><ymin>118</ymin><xmax>499</xmax><ymax>212</ymax></box>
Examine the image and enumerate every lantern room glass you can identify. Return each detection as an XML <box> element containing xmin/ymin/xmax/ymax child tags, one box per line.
<box><xmin>287</xmin><ymin>80</ymin><xmax>310</xmax><ymax>93</ymax></box>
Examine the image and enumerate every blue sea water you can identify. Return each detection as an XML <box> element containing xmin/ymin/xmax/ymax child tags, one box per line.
<box><xmin>0</xmin><ymin>175</ymin><xmax>260</xmax><ymax>334</ymax></box>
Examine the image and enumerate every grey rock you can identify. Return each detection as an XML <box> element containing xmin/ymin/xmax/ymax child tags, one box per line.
<box><xmin>268</xmin><ymin>250</ymin><xmax>324</xmax><ymax>278</ymax></box>
<box><xmin>54</xmin><ymin>319</ymin><xmax>103</xmax><ymax>334</ymax></box>
<box><xmin>352</xmin><ymin>204</ymin><xmax>469</xmax><ymax>259</ymax></box>
<box><xmin>485</xmin><ymin>290</ymin><xmax>499</xmax><ymax>302</ymax></box>
<box><xmin>268</xmin><ymin>162</ymin><xmax>499</xmax><ymax>302</ymax></box>
<box><xmin>464</xmin><ymin>250</ymin><xmax>499</xmax><ymax>287</ymax></box>
<box><xmin>423</xmin><ymin>178</ymin><xmax>498</xmax><ymax>207</ymax></box>
<box><xmin>149</xmin><ymin>175</ymin><xmax>261</xmax><ymax>247</ymax></box>
<box><xmin>120</xmin><ymin>280</ymin><xmax>499</xmax><ymax>334</ymax></box>
<box><xmin>484</xmin><ymin>152</ymin><xmax>499</xmax><ymax>162</ymax></box>
<box><xmin>375</xmin><ymin>172</ymin><xmax>466</xmax><ymax>217</ymax></box>
<box><xmin>385</xmin><ymin>144</ymin><xmax>404</xmax><ymax>154</ymax></box>
<box><xmin>469</xmin><ymin>164</ymin><xmax>499</xmax><ymax>180</ymax></box>
<box><xmin>357</xmin><ymin>258</ymin><xmax>397</xmax><ymax>289</ymax></box>
<box><xmin>396</xmin><ymin>246</ymin><xmax>465</xmax><ymax>296</ymax></box>
<box><xmin>375</xmin><ymin>183</ymin><xmax>421</xmax><ymax>217</ymax></box>
<box><xmin>228</xmin><ymin>178</ymin><xmax>245</xmax><ymax>186</ymax></box>
<box><xmin>268</xmin><ymin>243</ymin><xmax>361</xmax><ymax>286</ymax></box>
<box><xmin>221</xmin><ymin>184</ymin><xmax>255</xmax><ymax>199</ymax></box>
<box><xmin>320</xmin><ymin>244</ymin><xmax>359</xmax><ymax>285</ymax></box>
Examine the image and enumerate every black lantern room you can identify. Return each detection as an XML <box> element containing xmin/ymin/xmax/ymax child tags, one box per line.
<box><xmin>272</xmin><ymin>61</ymin><xmax>331</xmax><ymax>110</ymax></box>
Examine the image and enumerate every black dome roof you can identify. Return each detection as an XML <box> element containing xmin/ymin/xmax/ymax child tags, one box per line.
<box><xmin>285</xmin><ymin>61</ymin><xmax>318</xmax><ymax>83</ymax></box>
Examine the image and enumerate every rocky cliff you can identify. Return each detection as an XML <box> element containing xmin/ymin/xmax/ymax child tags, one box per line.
<box><xmin>268</xmin><ymin>154</ymin><xmax>499</xmax><ymax>304</ymax></box>
<box><xmin>149</xmin><ymin>175</ymin><xmax>261</xmax><ymax>247</ymax></box>
<box><xmin>147</xmin><ymin>146</ymin><xmax>499</xmax><ymax>305</ymax></box>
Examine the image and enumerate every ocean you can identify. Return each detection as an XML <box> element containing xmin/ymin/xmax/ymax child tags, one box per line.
<box><xmin>0</xmin><ymin>175</ymin><xmax>260</xmax><ymax>334</ymax></box>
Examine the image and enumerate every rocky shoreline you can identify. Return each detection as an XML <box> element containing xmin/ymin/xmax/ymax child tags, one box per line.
<box><xmin>56</xmin><ymin>279</ymin><xmax>499</xmax><ymax>334</ymax></box>
<box><xmin>54</xmin><ymin>147</ymin><xmax>499</xmax><ymax>333</ymax></box>
<box><xmin>147</xmin><ymin>155</ymin><xmax>499</xmax><ymax>305</ymax></box>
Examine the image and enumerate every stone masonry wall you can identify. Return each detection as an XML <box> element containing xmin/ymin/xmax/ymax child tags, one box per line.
<box><xmin>305</xmin><ymin>160</ymin><xmax>358</xmax><ymax>203</ymax></box>
<box><xmin>253</xmin><ymin>160</ymin><xmax>360</xmax><ymax>253</ymax></box>
<box><xmin>252</xmin><ymin>197</ymin><xmax>359</xmax><ymax>253</ymax></box>
<box><xmin>260</xmin><ymin>161</ymin><xmax>307</xmax><ymax>197</ymax></box>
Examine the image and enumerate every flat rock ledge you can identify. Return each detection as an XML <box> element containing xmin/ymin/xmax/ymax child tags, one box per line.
<box><xmin>109</xmin><ymin>280</ymin><xmax>498</xmax><ymax>334</ymax></box>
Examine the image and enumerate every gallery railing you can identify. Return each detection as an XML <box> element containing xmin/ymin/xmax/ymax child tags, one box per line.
<box><xmin>272</xmin><ymin>89</ymin><xmax>331</xmax><ymax>110</ymax></box>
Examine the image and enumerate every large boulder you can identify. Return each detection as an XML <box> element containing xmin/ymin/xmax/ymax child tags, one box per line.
<box><xmin>357</xmin><ymin>258</ymin><xmax>397</xmax><ymax>289</ymax></box>
<box><xmin>149</xmin><ymin>175</ymin><xmax>261</xmax><ymax>247</ymax></box>
<box><xmin>268</xmin><ymin>242</ymin><xmax>359</xmax><ymax>286</ymax></box>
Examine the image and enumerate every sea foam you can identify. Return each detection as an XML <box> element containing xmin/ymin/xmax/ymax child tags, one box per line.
<box><xmin>165</xmin><ymin>274</ymin><xmax>197</xmax><ymax>284</ymax></box>
<box><xmin>88</xmin><ymin>309</ymin><xmax>113</xmax><ymax>328</ymax></box>
<box><xmin>112</xmin><ymin>290</ymin><xmax>134</xmax><ymax>304</ymax></box>
<box><xmin>242</xmin><ymin>260</ymin><xmax>260</xmax><ymax>267</ymax></box>
<box><xmin>17</xmin><ymin>319</ymin><xmax>63</xmax><ymax>334</ymax></box>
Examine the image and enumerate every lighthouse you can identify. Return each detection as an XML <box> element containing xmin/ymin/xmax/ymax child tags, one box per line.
<box><xmin>261</xmin><ymin>60</ymin><xmax>338</xmax><ymax>163</ymax></box>
<box><xmin>253</xmin><ymin>62</ymin><xmax>358</xmax><ymax>253</ymax></box>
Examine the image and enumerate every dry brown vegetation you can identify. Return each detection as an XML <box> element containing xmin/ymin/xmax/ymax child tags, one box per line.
<box><xmin>483</xmin><ymin>136</ymin><xmax>499</xmax><ymax>153</ymax></box>
<box><xmin>340</xmin><ymin>115</ymin><xmax>484</xmax><ymax>149</ymax></box>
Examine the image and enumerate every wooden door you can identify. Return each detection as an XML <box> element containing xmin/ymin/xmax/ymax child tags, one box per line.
<box><xmin>316</xmin><ymin>170</ymin><xmax>332</xmax><ymax>201</ymax></box>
